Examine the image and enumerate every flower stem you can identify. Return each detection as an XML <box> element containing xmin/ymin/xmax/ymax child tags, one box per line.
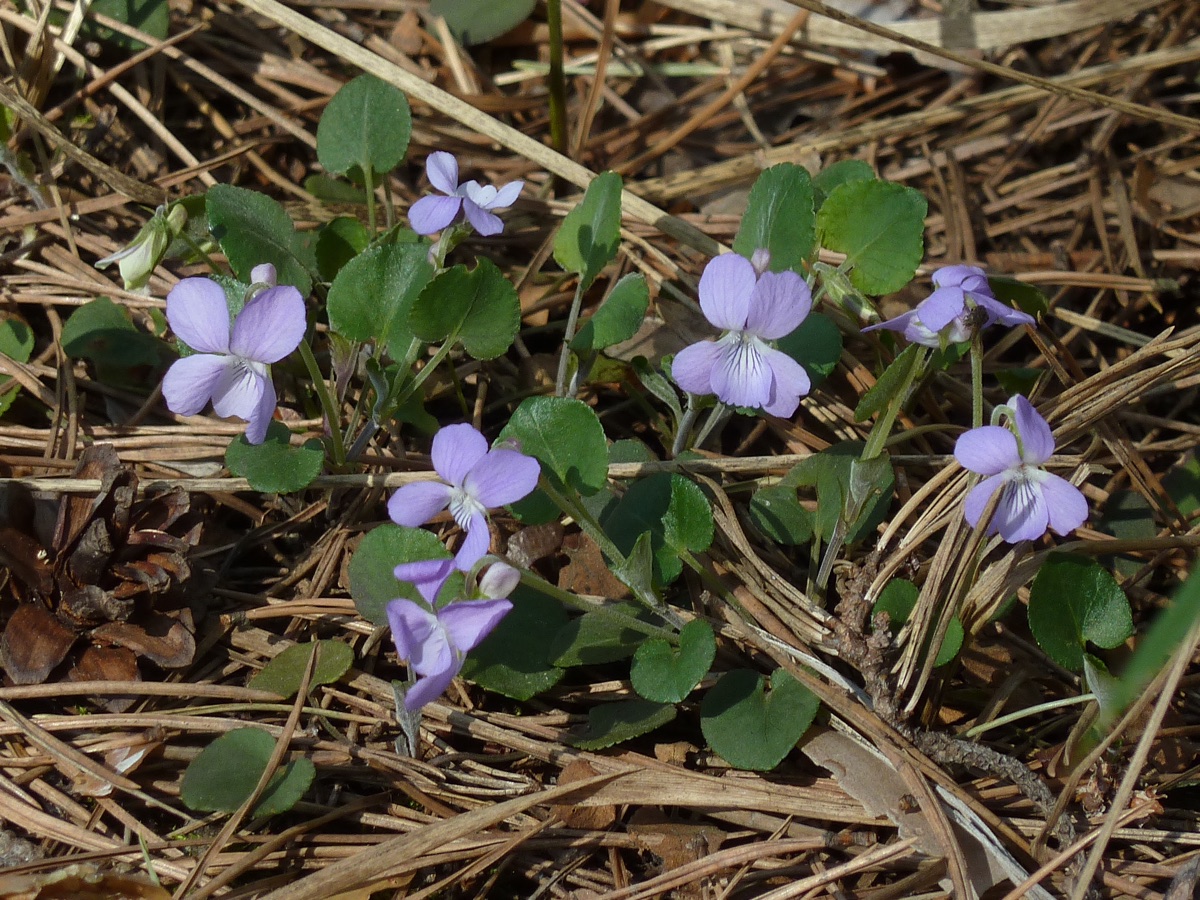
<box><xmin>861</xmin><ymin>346</ymin><xmax>929</xmax><ymax>461</ymax></box>
<box><xmin>691</xmin><ymin>401</ymin><xmax>730</xmax><ymax>451</ymax></box>
<box><xmin>364</xmin><ymin>164</ymin><xmax>377</xmax><ymax>234</ymax></box>
<box><xmin>545</xmin><ymin>0</ymin><xmax>568</xmax><ymax>156</ymax></box>
<box><xmin>298</xmin><ymin>339</ymin><xmax>346</xmax><ymax>466</ymax></box>
<box><xmin>555</xmin><ymin>280</ymin><xmax>587</xmax><ymax>397</ymax></box>
<box><xmin>517</xmin><ymin>569</ymin><xmax>676</xmax><ymax>640</ymax></box>
<box><xmin>671</xmin><ymin>395</ymin><xmax>701</xmax><ymax>458</ymax></box>
<box><xmin>970</xmin><ymin>332</ymin><xmax>984</xmax><ymax>430</ymax></box>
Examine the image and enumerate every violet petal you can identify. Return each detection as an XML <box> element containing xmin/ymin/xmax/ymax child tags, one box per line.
<box><xmin>671</xmin><ymin>340</ymin><xmax>722</xmax><ymax>396</ymax></box>
<box><xmin>698</xmin><ymin>254</ymin><xmax>756</xmax><ymax>331</ymax></box>
<box><xmin>387</xmin><ymin>481</ymin><xmax>453</xmax><ymax>527</ymax></box>
<box><xmin>432</xmin><ymin>423</ymin><xmax>489</xmax><ymax>486</ymax></box>
<box><xmin>745</xmin><ymin>270</ymin><xmax>811</xmax><ymax>340</ymax></box>
<box><xmin>463</xmin><ymin>449</ymin><xmax>540</xmax><ymax>508</ymax></box>
<box><xmin>462</xmin><ymin>199</ymin><xmax>504</xmax><ymax>236</ymax></box>
<box><xmin>955</xmin><ymin>426</ymin><xmax>1021</xmax><ymax>476</ymax></box>
<box><xmin>409</xmin><ymin>195</ymin><xmax>462</xmax><ymax>235</ymax></box>
<box><xmin>1041</xmin><ymin>473</ymin><xmax>1088</xmax><ymax>536</ymax></box>
<box><xmin>167</xmin><ymin>278</ymin><xmax>231</xmax><ymax>354</ymax></box>
<box><xmin>162</xmin><ymin>354</ymin><xmax>228</xmax><ymax>416</ymax></box>
<box><xmin>425</xmin><ymin>151</ymin><xmax>460</xmax><ymax>196</ymax></box>
<box><xmin>230</xmin><ymin>285</ymin><xmax>306</xmax><ymax>363</ymax></box>
<box><xmin>1011</xmin><ymin>395</ymin><xmax>1054</xmax><ymax>464</ymax></box>
<box><xmin>759</xmin><ymin>346</ymin><xmax>811</xmax><ymax>418</ymax></box>
<box><xmin>440</xmin><ymin>599</ymin><xmax>513</xmax><ymax>654</ymax></box>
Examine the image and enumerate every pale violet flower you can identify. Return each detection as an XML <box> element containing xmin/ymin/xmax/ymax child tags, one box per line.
<box><xmin>955</xmin><ymin>394</ymin><xmax>1087</xmax><ymax>542</ymax></box>
<box><xmin>387</xmin><ymin>423</ymin><xmax>540</xmax><ymax>569</ymax></box>
<box><xmin>408</xmin><ymin>151</ymin><xmax>523</xmax><ymax>237</ymax></box>
<box><xmin>862</xmin><ymin>265</ymin><xmax>1034</xmax><ymax>347</ymax></box>
<box><xmin>671</xmin><ymin>253</ymin><xmax>812</xmax><ymax>418</ymax></box>
<box><xmin>388</xmin><ymin>557</ymin><xmax>515</xmax><ymax>712</ymax></box>
<box><xmin>161</xmin><ymin>268</ymin><xmax>306</xmax><ymax>444</ymax></box>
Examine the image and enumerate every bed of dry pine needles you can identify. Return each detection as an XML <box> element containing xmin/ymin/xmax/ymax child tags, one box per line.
<box><xmin>1</xmin><ymin>0</ymin><xmax>1199</xmax><ymax>897</ymax></box>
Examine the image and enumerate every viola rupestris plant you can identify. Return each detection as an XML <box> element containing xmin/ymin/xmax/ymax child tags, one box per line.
<box><xmin>387</xmin><ymin>423</ymin><xmax>540</xmax><ymax>569</ymax></box>
<box><xmin>955</xmin><ymin>394</ymin><xmax>1088</xmax><ymax>542</ymax></box>
<box><xmin>409</xmin><ymin>151</ymin><xmax>523</xmax><ymax>237</ymax></box>
<box><xmin>673</xmin><ymin>251</ymin><xmax>813</xmax><ymax>418</ymax></box>
<box><xmin>388</xmin><ymin>557</ymin><xmax>519</xmax><ymax>712</ymax></box>
<box><xmin>162</xmin><ymin>264</ymin><xmax>305</xmax><ymax>444</ymax></box>
<box><xmin>863</xmin><ymin>264</ymin><xmax>1034</xmax><ymax>348</ymax></box>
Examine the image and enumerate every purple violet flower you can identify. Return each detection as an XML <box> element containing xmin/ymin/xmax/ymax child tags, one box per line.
<box><xmin>161</xmin><ymin>270</ymin><xmax>306</xmax><ymax>444</ymax></box>
<box><xmin>954</xmin><ymin>394</ymin><xmax>1087</xmax><ymax>543</ymax></box>
<box><xmin>388</xmin><ymin>557</ymin><xmax>515</xmax><ymax>712</ymax></box>
<box><xmin>862</xmin><ymin>264</ymin><xmax>1034</xmax><ymax>347</ymax></box>
<box><xmin>408</xmin><ymin>151</ymin><xmax>523</xmax><ymax>237</ymax></box>
<box><xmin>671</xmin><ymin>253</ymin><xmax>812</xmax><ymax>418</ymax></box>
<box><xmin>387</xmin><ymin>423</ymin><xmax>541</xmax><ymax>569</ymax></box>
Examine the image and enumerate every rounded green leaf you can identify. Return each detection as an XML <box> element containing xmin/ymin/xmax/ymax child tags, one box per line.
<box><xmin>733</xmin><ymin>163</ymin><xmax>815</xmax><ymax>272</ymax></box>
<box><xmin>571</xmin><ymin>273</ymin><xmax>649</xmax><ymax>353</ymax></box>
<box><xmin>701</xmin><ymin>669</ymin><xmax>819</xmax><ymax>771</ymax></box>
<box><xmin>316</xmin><ymin>216</ymin><xmax>371</xmax><ymax>281</ymax></box>
<box><xmin>572</xmin><ymin>699</ymin><xmax>677</xmax><ymax>751</ymax></box>
<box><xmin>207</xmin><ymin>184</ymin><xmax>315</xmax><ymax>296</ymax></box>
<box><xmin>813</xmin><ymin>159</ymin><xmax>875</xmax><ymax>207</ymax></box>
<box><xmin>180</xmin><ymin>727</ymin><xmax>315</xmax><ymax>817</ymax></box>
<box><xmin>317</xmin><ymin>74</ymin><xmax>412</xmax><ymax>178</ymax></box>
<box><xmin>461</xmin><ymin>587</ymin><xmax>568</xmax><ymax>700</ymax></box>
<box><xmin>748</xmin><ymin>485</ymin><xmax>814</xmax><ymax>546</ymax></box>
<box><xmin>500</xmin><ymin>396</ymin><xmax>608</xmax><ymax>494</ymax></box>
<box><xmin>0</xmin><ymin>314</ymin><xmax>33</xmax><ymax>416</ymax></box>
<box><xmin>816</xmin><ymin>180</ymin><xmax>926</xmax><ymax>296</ymax></box>
<box><xmin>431</xmin><ymin>0</ymin><xmax>536</xmax><ymax>46</ymax></box>
<box><xmin>409</xmin><ymin>258</ymin><xmax>520</xmax><ymax>360</ymax></box>
<box><xmin>550</xmin><ymin>604</ymin><xmax>654</xmax><ymax>666</ymax></box>
<box><xmin>554</xmin><ymin>171</ymin><xmax>623</xmax><ymax>290</ymax></box>
<box><xmin>248</xmin><ymin>641</ymin><xmax>354</xmax><ymax>698</ymax></box>
<box><xmin>348</xmin><ymin>525</ymin><xmax>451</xmax><ymax>626</ymax></box>
<box><xmin>1028</xmin><ymin>553</ymin><xmax>1134</xmax><ymax>671</ymax></box>
<box><xmin>82</xmin><ymin>0</ymin><xmax>168</xmax><ymax>50</ymax></box>
<box><xmin>602</xmin><ymin>473</ymin><xmax>714</xmax><ymax>584</ymax></box>
<box><xmin>61</xmin><ymin>297</ymin><xmax>163</xmax><ymax>369</ymax></box>
<box><xmin>327</xmin><ymin>243</ymin><xmax>433</xmax><ymax>357</ymax></box>
<box><xmin>775</xmin><ymin>312</ymin><xmax>842</xmax><ymax>387</ymax></box>
<box><xmin>226</xmin><ymin>422</ymin><xmax>324</xmax><ymax>494</ymax></box>
<box><xmin>631</xmin><ymin>619</ymin><xmax>715</xmax><ymax>704</ymax></box>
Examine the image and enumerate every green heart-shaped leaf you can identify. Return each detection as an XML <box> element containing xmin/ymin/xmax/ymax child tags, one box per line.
<box><xmin>733</xmin><ymin>163</ymin><xmax>815</xmax><ymax>273</ymax></box>
<box><xmin>1028</xmin><ymin>553</ymin><xmax>1133</xmax><ymax>671</ymax></box>
<box><xmin>816</xmin><ymin>180</ymin><xmax>925</xmax><ymax>296</ymax></box>
<box><xmin>409</xmin><ymin>258</ymin><xmax>520</xmax><ymax>359</ymax></box>
<box><xmin>631</xmin><ymin>619</ymin><xmax>715</xmax><ymax>703</ymax></box>
<box><xmin>225</xmin><ymin>422</ymin><xmax>324</xmax><ymax>494</ymax></box>
<box><xmin>317</xmin><ymin>74</ymin><xmax>412</xmax><ymax>178</ymax></box>
<box><xmin>248</xmin><ymin>641</ymin><xmax>354</xmax><ymax>699</ymax></box>
<box><xmin>206</xmin><ymin>184</ymin><xmax>315</xmax><ymax>295</ymax></box>
<box><xmin>701</xmin><ymin>668</ymin><xmax>819</xmax><ymax>771</ymax></box>
<box><xmin>572</xmin><ymin>698</ymin><xmax>677</xmax><ymax>750</ymax></box>
<box><xmin>554</xmin><ymin>171</ymin><xmax>623</xmax><ymax>291</ymax></box>
<box><xmin>461</xmin><ymin>587</ymin><xmax>569</xmax><ymax>700</ymax></box>
<box><xmin>500</xmin><ymin>396</ymin><xmax>608</xmax><ymax>494</ymax></box>
<box><xmin>181</xmin><ymin>727</ymin><xmax>314</xmax><ymax>817</ymax></box>
<box><xmin>347</xmin><ymin>525</ymin><xmax>451</xmax><ymax>626</ymax></box>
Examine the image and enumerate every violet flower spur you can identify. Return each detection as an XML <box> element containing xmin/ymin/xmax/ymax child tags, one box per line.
<box><xmin>954</xmin><ymin>394</ymin><xmax>1087</xmax><ymax>543</ymax></box>
<box><xmin>161</xmin><ymin>271</ymin><xmax>306</xmax><ymax>444</ymax></box>
<box><xmin>408</xmin><ymin>151</ymin><xmax>523</xmax><ymax>237</ymax></box>
<box><xmin>387</xmin><ymin>423</ymin><xmax>541</xmax><ymax>569</ymax></box>
<box><xmin>862</xmin><ymin>264</ymin><xmax>1034</xmax><ymax>347</ymax></box>
<box><xmin>671</xmin><ymin>253</ymin><xmax>812</xmax><ymax>418</ymax></box>
<box><xmin>388</xmin><ymin>557</ymin><xmax>515</xmax><ymax>712</ymax></box>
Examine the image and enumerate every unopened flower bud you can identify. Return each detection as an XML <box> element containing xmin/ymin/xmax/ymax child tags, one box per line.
<box><xmin>478</xmin><ymin>562</ymin><xmax>520</xmax><ymax>599</ymax></box>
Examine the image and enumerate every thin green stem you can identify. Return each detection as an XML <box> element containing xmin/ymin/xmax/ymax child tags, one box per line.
<box><xmin>691</xmin><ymin>401</ymin><xmax>730</xmax><ymax>451</ymax></box>
<box><xmin>671</xmin><ymin>396</ymin><xmax>701</xmax><ymax>458</ymax></box>
<box><xmin>518</xmin><ymin>570</ymin><xmax>676</xmax><ymax>641</ymax></box>
<box><xmin>970</xmin><ymin>332</ymin><xmax>984</xmax><ymax>430</ymax></box>
<box><xmin>861</xmin><ymin>346</ymin><xmax>929</xmax><ymax>461</ymax></box>
<box><xmin>388</xmin><ymin>339</ymin><xmax>456</xmax><ymax>413</ymax></box>
<box><xmin>298</xmin><ymin>339</ymin><xmax>346</xmax><ymax>466</ymax></box>
<box><xmin>555</xmin><ymin>280</ymin><xmax>587</xmax><ymax>396</ymax></box>
<box><xmin>545</xmin><ymin>0</ymin><xmax>568</xmax><ymax>156</ymax></box>
<box><xmin>963</xmin><ymin>693</ymin><xmax>1097</xmax><ymax>739</ymax></box>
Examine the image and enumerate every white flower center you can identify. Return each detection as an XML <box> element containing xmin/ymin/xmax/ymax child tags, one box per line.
<box><xmin>448</xmin><ymin>486</ymin><xmax>486</xmax><ymax>531</ymax></box>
